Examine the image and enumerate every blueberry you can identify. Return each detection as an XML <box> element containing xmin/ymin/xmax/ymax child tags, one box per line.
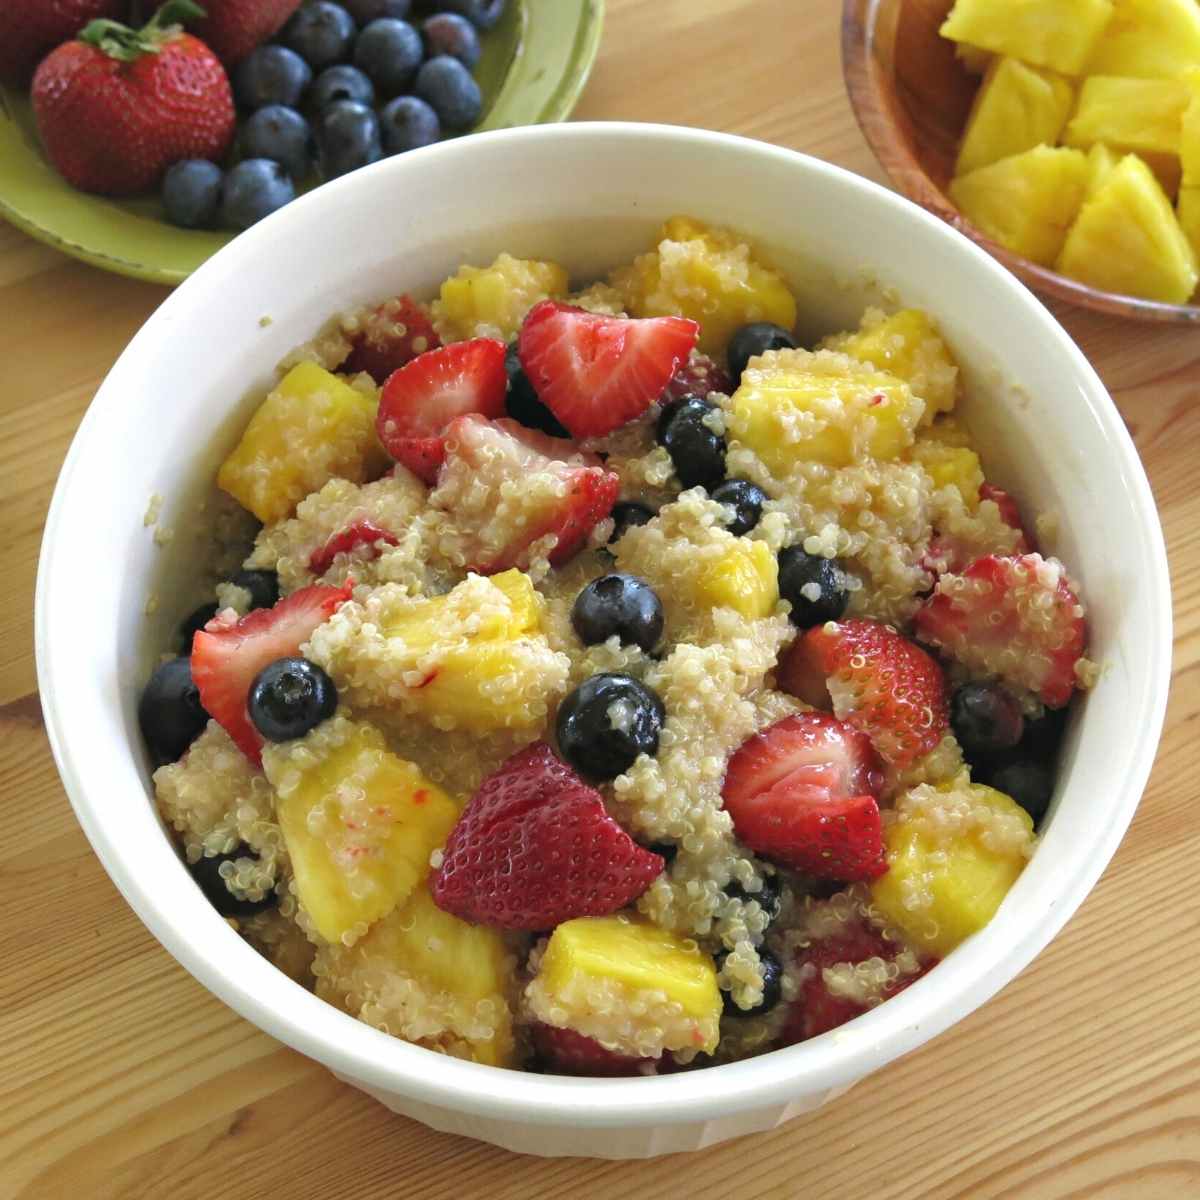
<box><xmin>354</xmin><ymin>17</ymin><xmax>424</xmax><ymax>94</ymax></box>
<box><xmin>309</xmin><ymin>63</ymin><xmax>376</xmax><ymax>110</ymax></box>
<box><xmin>658</xmin><ymin>397</ymin><xmax>726</xmax><ymax>489</ymax></box>
<box><xmin>724</xmin><ymin>872</ymin><xmax>782</xmax><ymax>924</ymax></box>
<box><xmin>1022</xmin><ymin>704</ymin><xmax>1069</xmax><ymax>761</ymax></box>
<box><xmin>503</xmin><ymin>340</ymin><xmax>569</xmax><ymax>436</ymax></box>
<box><xmin>161</xmin><ymin>159</ymin><xmax>223</xmax><ymax>229</ymax></box>
<box><xmin>280</xmin><ymin>1</ymin><xmax>357</xmax><ymax>68</ymax></box>
<box><xmin>230</xmin><ymin>568</ymin><xmax>280</xmax><ymax>611</ymax></box>
<box><xmin>986</xmin><ymin>759</ymin><xmax>1054</xmax><ymax>826</ymax></box>
<box><xmin>710</xmin><ymin>478</ymin><xmax>767</xmax><ymax>536</ymax></box>
<box><xmin>248</xmin><ymin>657</ymin><xmax>338</xmax><ymax>742</ymax></box>
<box><xmin>378</xmin><ymin>94</ymin><xmax>441</xmax><ymax>155</ymax></box>
<box><xmin>240</xmin><ymin>105</ymin><xmax>314</xmax><ymax>181</ymax></box>
<box><xmin>608</xmin><ymin>501</ymin><xmax>655</xmax><ymax>545</ymax></box>
<box><xmin>422</xmin><ymin>12</ymin><xmax>480</xmax><ymax>67</ymax></box>
<box><xmin>189</xmin><ymin>846</ymin><xmax>277</xmax><ymax>918</ymax></box>
<box><xmin>315</xmin><ymin>99</ymin><xmax>383</xmax><ymax>178</ymax></box>
<box><xmin>343</xmin><ymin>0</ymin><xmax>411</xmax><ymax>24</ymax></box>
<box><xmin>727</xmin><ymin>322</ymin><xmax>797</xmax><ymax>385</ymax></box>
<box><xmin>233</xmin><ymin>44</ymin><xmax>312</xmax><ymax>110</ymax></box>
<box><xmin>716</xmin><ymin>948</ymin><xmax>784</xmax><ymax>1018</ymax></box>
<box><xmin>139</xmin><ymin>657</ymin><xmax>209</xmax><ymax>765</ymax></box>
<box><xmin>414</xmin><ymin>54</ymin><xmax>482</xmax><ymax>130</ymax></box>
<box><xmin>438</xmin><ymin>0</ymin><xmax>506</xmax><ymax>30</ymax></box>
<box><xmin>220</xmin><ymin>159</ymin><xmax>296</xmax><ymax>230</ymax></box>
<box><xmin>777</xmin><ymin>546</ymin><xmax>850</xmax><ymax>628</ymax></box>
<box><xmin>556</xmin><ymin>673</ymin><xmax>665</xmax><ymax>781</ymax></box>
<box><xmin>572</xmin><ymin>574</ymin><xmax>664</xmax><ymax>654</ymax></box>
<box><xmin>950</xmin><ymin>682</ymin><xmax>1025</xmax><ymax>757</ymax></box>
<box><xmin>178</xmin><ymin>601</ymin><xmax>218</xmax><ymax>652</ymax></box>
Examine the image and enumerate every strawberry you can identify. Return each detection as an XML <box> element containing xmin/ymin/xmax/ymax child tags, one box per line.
<box><xmin>532</xmin><ymin>1024</ymin><xmax>655</xmax><ymax>1077</ymax></box>
<box><xmin>376</xmin><ymin>338</ymin><xmax>507</xmax><ymax>483</ymax></box>
<box><xmin>660</xmin><ymin>352</ymin><xmax>734</xmax><ymax>405</ymax></box>
<box><xmin>189</xmin><ymin>0</ymin><xmax>301</xmax><ymax>64</ymax></box>
<box><xmin>0</xmin><ymin>0</ymin><xmax>127</xmax><ymax>88</ymax></box>
<box><xmin>979</xmin><ymin>482</ymin><xmax>1033</xmax><ymax>549</ymax></box>
<box><xmin>914</xmin><ymin>553</ymin><xmax>1086</xmax><ymax>708</ymax></box>
<box><xmin>430</xmin><ymin>742</ymin><xmax>664</xmax><ymax>930</ymax></box>
<box><xmin>191</xmin><ymin>580</ymin><xmax>351</xmax><ymax>764</ymax></box>
<box><xmin>921</xmin><ymin>483</ymin><xmax>1031</xmax><ymax>580</ymax></box>
<box><xmin>31</xmin><ymin>0</ymin><xmax>235</xmax><ymax>197</ymax></box>
<box><xmin>778</xmin><ymin>618</ymin><xmax>949</xmax><ymax>770</ymax></box>
<box><xmin>342</xmin><ymin>295</ymin><xmax>442</xmax><ymax>384</ymax></box>
<box><xmin>720</xmin><ymin>712</ymin><xmax>887</xmax><ymax>881</ymax></box>
<box><xmin>307</xmin><ymin>518</ymin><xmax>399</xmax><ymax>578</ymax></box>
<box><xmin>432</xmin><ymin>414</ymin><xmax>619</xmax><ymax>572</ymax></box>
<box><xmin>517</xmin><ymin>301</ymin><xmax>700</xmax><ymax>439</ymax></box>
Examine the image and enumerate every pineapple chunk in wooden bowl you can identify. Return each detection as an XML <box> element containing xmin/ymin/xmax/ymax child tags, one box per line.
<box><xmin>842</xmin><ymin>0</ymin><xmax>1200</xmax><ymax>323</ymax></box>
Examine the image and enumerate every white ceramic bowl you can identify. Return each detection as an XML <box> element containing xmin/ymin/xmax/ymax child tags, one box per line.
<box><xmin>37</xmin><ymin>123</ymin><xmax>1171</xmax><ymax>1159</ymax></box>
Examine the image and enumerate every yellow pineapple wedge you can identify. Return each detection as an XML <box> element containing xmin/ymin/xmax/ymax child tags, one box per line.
<box><xmin>610</xmin><ymin>216</ymin><xmax>797</xmax><ymax>357</ymax></box>
<box><xmin>908</xmin><ymin>437</ymin><xmax>983</xmax><ymax>509</ymax></box>
<box><xmin>1084</xmin><ymin>142</ymin><xmax>1120</xmax><ymax>197</ymax></box>
<box><xmin>1182</xmin><ymin>69</ymin><xmax>1200</xmax><ymax>188</ymax></box>
<box><xmin>525</xmin><ymin>914</ymin><xmax>721</xmax><ymax>1058</ymax></box>
<box><xmin>1063</xmin><ymin>76</ymin><xmax>1189</xmax><ymax>195</ymax></box>
<box><xmin>821</xmin><ymin>308</ymin><xmax>959</xmax><ymax>421</ymax></box>
<box><xmin>696</xmin><ymin>540</ymin><xmax>779</xmax><ymax>620</ymax></box>
<box><xmin>949</xmin><ymin>145</ymin><xmax>1089</xmax><ymax>266</ymax></box>
<box><xmin>1057</xmin><ymin>153</ymin><xmax>1199</xmax><ymax>303</ymax></box>
<box><xmin>217</xmin><ymin>362</ymin><xmax>387</xmax><ymax>525</ymax></box>
<box><xmin>432</xmin><ymin>253</ymin><xmax>568</xmax><ymax>343</ymax></box>
<box><xmin>939</xmin><ymin>0</ymin><xmax>1115</xmax><ymax>76</ymax></box>
<box><xmin>1084</xmin><ymin>0</ymin><xmax>1200</xmax><ymax>81</ymax></box>
<box><xmin>956</xmin><ymin>58</ymin><xmax>1075</xmax><ymax>177</ymax></box>
<box><xmin>955</xmin><ymin>43</ymin><xmax>992</xmax><ymax>75</ymax></box>
<box><xmin>316</xmin><ymin>882</ymin><xmax>518</xmax><ymax>1067</ymax></box>
<box><xmin>264</xmin><ymin>717</ymin><xmax>459</xmax><ymax>944</ymax></box>
<box><xmin>1179</xmin><ymin>188</ymin><xmax>1200</xmax><ymax>262</ymax></box>
<box><xmin>727</xmin><ymin>348</ymin><xmax>923</xmax><ymax>475</ymax></box>
<box><xmin>871</xmin><ymin>777</ymin><xmax>1035</xmax><ymax>957</ymax></box>
<box><xmin>306</xmin><ymin>569</ymin><xmax>571</xmax><ymax>734</ymax></box>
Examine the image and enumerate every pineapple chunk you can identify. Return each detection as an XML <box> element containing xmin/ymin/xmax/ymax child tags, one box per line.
<box><xmin>956</xmin><ymin>58</ymin><xmax>1074</xmax><ymax>177</ymax></box>
<box><xmin>822</xmin><ymin>308</ymin><xmax>959</xmax><ymax>421</ymax></box>
<box><xmin>610</xmin><ymin>216</ymin><xmax>797</xmax><ymax>356</ymax></box>
<box><xmin>1084</xmin><ymin>0</ymin><xmax>1200</xmax><ymax>81</ymax></box>
<box><xmin>870</xmin><ymin>778</ymin><xmax>1035</xmax><ymax>957</ymax></box>
<box><xmin>939</xmin><ymin>0</ymin><xmax>1114</xmax><ymax>76</ymax></box>
<box><xmin>1063</xmin><ymin>76</ymin><xmax>1189</xmax><ymax>195</ymax></box>
<box><xmin>1182</xmin><ymin>69</ymin><xmax>1200</xmax><ymax>187</ymax></box>
<box><xmin>920</xmin><ymin>414</ymin><xmax>974</xmax><ymax>449</ymax></box>
<box><xmin>949</xmin><ymin>145</ymin><xmax>1089</xmax><ymax>266</ymax></box>
<box><xmin>264</xmin><ymin>718</ymin><xmax>459</xmax><ymax>945</ymax></box>
<box><xmin>1084</xmin><ymin>142</ymin><xmax>1121</xmax><ymax>197</ymax></box>
<box><xmin>1057</xmin><ymin>153</ymin><xmax>1199</xmax><ymax>303</ymax></box>
<box><xmin>307</xmin><ymin>570</ymin><xmax>570</xmax><ymax>733</ymax></box>
<box><xmin>316</xmin><ymin>883</ymin><xmax>517</xmax><ymax>1067</ymax></box>
<box><xmin>955</xmin><ymin>43</ymin><xmax>992</xmax><ymax>75</ymax></box>
<box><xmin>728</xmin><ymin>348</ymin><xmax>923</xmax><ymax>475</ymax></box>
<box><xmin>526</xmin><ymin>914</ymin><xmax>721</xmax><ymax>1058</ymax></box>
<box><xmin>217</xmin><ymin>362</ymin><xmax>386</xmax><ymax>525</ymax></box>
<box><xmin>431</xmin><ymin>253</ymin><xmax>568</xmax><ymax>343</ymax></box>
<box><xmin>909</xmin><ymin>439</ymin><xmax>983</xmax><ymax>508</ymax></box>
<box><xmin>1179</xmin><ymin>188</ymin><xmax>1200</xmax><ymax>261</ymax></box>
<box><xmin>696</xmin><ymin>540</ymin><xmax>779</xmax><ymax>620</ymax></box>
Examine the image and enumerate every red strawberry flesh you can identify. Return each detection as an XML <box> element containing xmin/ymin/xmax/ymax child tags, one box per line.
<box><xmin>532</xmin><ymin>1023</ymin><xmax>655</xmax><ymax>1077</ymax></box>
<box><xmin>343</xmin><ymin>294</ymin><xmax>442</xmax><ymax>384</ymax></box>
<box><xmin>307</xmin><ymin>519</ymin><xmax>399</xmax><ymax>577</ymax></box>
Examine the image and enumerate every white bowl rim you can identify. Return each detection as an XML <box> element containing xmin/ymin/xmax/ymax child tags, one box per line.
<box><xmin>35</xmin><ymin>121</ymin><xmax>1173</xmax><ymax>1128</ymax></box>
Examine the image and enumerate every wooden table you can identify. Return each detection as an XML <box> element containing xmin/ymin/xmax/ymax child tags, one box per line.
<box><xmin>3</xmin><ymin>2</ymin><xmax>1199</xmax><ymax>1196</ymax></box>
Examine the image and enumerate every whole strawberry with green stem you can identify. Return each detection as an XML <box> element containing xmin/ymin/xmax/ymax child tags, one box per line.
<box><xmin>32</xmin><ymin>0</ymin><xmax>236</xmax><ymax>197</ymax></box>
<box><xmin>0</xmin><ymin>0</ymin><xmax>129</xmax><ymax>88</ymax></box>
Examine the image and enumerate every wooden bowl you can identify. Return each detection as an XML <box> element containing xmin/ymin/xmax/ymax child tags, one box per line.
<box><xmin>842</xmin><ymin>0</ymin><xmax>1200</xmax><ymax>324</ymax></box>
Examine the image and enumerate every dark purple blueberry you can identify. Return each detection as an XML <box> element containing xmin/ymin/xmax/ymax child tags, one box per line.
<box><xmin>220</xmin><ymin>159</ymin><xmax>296</xmax><ymax>230</ymax></box>
<box><xmin>658</xmin><ymin>397</ymin><xmax>726</xmax><ymax>489</ymax></box>
<box><xmin>777</xmin><ymin>546</ymin><xmax>850</xmax><ymax>628</ymax></box>
<box><xmin>724</xmin><ymin>871</ymin><xmax>783</xmax><ymax>924</ymax></box>
<box><xmin>571</xmin><ymin>574</ymin><xmax>664</xmax><ymax>654</ymax></box>
<box><xmin>436</xmin><ymin>0</ymin><xmax>506</xmax><ymax>30</ymax></box>
<box><xmin>230</xmin><ymin>568</ymin><xmax>280</xmax><ymax>611</ymax></box>
<box><xmin>556</xmin><ymin>673</ymin><xmax>665</xmax><ymax>780</ymax></box>
<box><xmin>309</xmin><ymin>63</ymin><xmax>376</xmax><ymax>111</ymax></box>
<box><xmin>413</xmin><ymin>54</ymin><xmax>482</xmax><ymax>130</ymax></box>
<box><xmin>503</xmin><ymin>340</ymin><xmax>569</xmax><ymax>436</ymax></box>
<box><xmin>233</xmin><ymin>44</ymin><xmax>312</xmax><ymax>110</ymax></box>
<box><xmin>279</xmin><ymin>1</ymin><xmax>357</xmax><ymax>68</ymax></box>
<box><xmin>608</xmin><ymin>501</ymin><xmax>656</xmax><ymax>545</ymax></box>
<box><xmin>189</xmin><ymin>846</ymin><xmax>277</xmax><ymax>918</ymax></box>
<box><xmin>343</xmin><ymin>0</ymin><xmax>411</xmax><ymax>24</ymax></box>
<box><xmin>986</xmin><ymin>759</ymin><xmax>1055</xmax><ymax>826</ymax></box>
<box><xmin>139</xmin><ymin>657</ymin><xmax>209</xmax><ymax>765</ymax></box>
<box><xmin>727</xmin><ymin>322</ymin><xmax>797</xmax><ymax>385</ymax></box>
<box><xmin>161</xmin><ymin>159</ymin><xmax>223</xmax><ymax>229</ymax></box>
<box><xmin>315</xmin><ymin>99</ymin><xmax>383</xmax><ymax>178</ymax></box>
<box><xmin>379</xmin><ymin>94</ymin><xmax>441</xmax><ymax>154</ymax></box>
<box><xmin>239</xmin><ymin>105</ymin><xmax>314</xmax><ymax>181</ymax></box>
<box><xmin>421</xmin><ymin>11</ymin><xmax>480</xmax><ymax>67</ymax></box>
<box><xmin>248</xmin><ymin>657</ymin><xmax>338</xmax><ymax>742</ymax></box>
<box><xmin>716</xmin><ymin>948</ymin><xmax>784</xmax><ymax>1018</ymax></box>
<box><xmin>710</xmin><ymin>478</ymin><xmax>767</xmax><ymax>536</ymax></box>
<box><xmin>950</xmin><ymin>682</ymin><xmax>1025</xmax><ymax>756</ymax></box>
<box><xmin>178</xmin><ymin>601</ymin><xmax>218</xmax><ymax>652</ymax></box>
<box><xmin>353</xmin><ymin>17</ymin><xmax>424</xmax><ymax>94</ymax></box>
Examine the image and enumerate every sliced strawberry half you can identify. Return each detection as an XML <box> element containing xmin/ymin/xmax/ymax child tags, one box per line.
<box><xmin>376</xmin><ymin>337</ymin><xmax>508</xmax><ymax>483</ymax></box>
<box><xmin>191</xmin><ymin>581</ymin><xmax>352</xmax><ymax>765</ymax></box>
<box><xmin>720</xmin><ymin>712</ymin><xmax>886</xmax><ymax>881</ymax></box>
<box><xmin>307</xmin><ymin>519</ymin><xmax>399</xmax><ymax>578</ymax></box>
<box><xmin>518</xmin><ymin>301</ymin><xmax>699</xmax><ymax>438</ymax></box>
<box><xmin>430</xmin><ymin>742</ymin><xmax>664</xmax><ymax>929</ymax></box>
<box><xmin>343</xmin><ymin>294</ymin><xmax>442</xmax><ymax>383</ymax></box>
<box><xmin>914</xmin><ymin>553</ymin><xmax>1086</xmax><ymax>708</ymax></box>
<box><xmin>432</xmin><ymin>414</ymin><xmax>619</xmax><ymax>572</ymax></box>
<box><xmin>778</xmin><ymin>618</ymin><xmax>949</xmax><ymax>770</ymax></box>
<box><xmin>532</xmin><ymin>1024</ymin><xmax>655</xmax><ymax>1077</ymax></box>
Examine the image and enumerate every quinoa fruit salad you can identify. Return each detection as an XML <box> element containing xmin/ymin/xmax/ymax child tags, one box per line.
<box><xmin>139</xmin><ymin>216</ymin><xmax>1094</xmax><ymax>1075</ymax></box>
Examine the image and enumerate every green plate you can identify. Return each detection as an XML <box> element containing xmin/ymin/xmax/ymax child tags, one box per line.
<box><xmin>0</xmin><ymin>0</ymin><xmax>603</xmax><ymax>285</ymax></box>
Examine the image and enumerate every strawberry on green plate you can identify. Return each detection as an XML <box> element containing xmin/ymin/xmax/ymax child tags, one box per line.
<box><xmin>0</xmin><ymin>0</ymin><xmax>604</xmax><ymax>285</ymax></box>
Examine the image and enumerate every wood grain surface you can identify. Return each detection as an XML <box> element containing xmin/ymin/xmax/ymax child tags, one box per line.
<box><xmin>2</xmin><ymin>2</ymin><xmax>1199</xmax><ymax>1197</ymax></box>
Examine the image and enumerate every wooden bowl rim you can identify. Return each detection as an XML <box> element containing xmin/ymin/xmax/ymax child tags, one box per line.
<box><xmin>840</xmin><ymin>0</ymin><xmax>1200</xmax><ymax>325</ymax></box>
